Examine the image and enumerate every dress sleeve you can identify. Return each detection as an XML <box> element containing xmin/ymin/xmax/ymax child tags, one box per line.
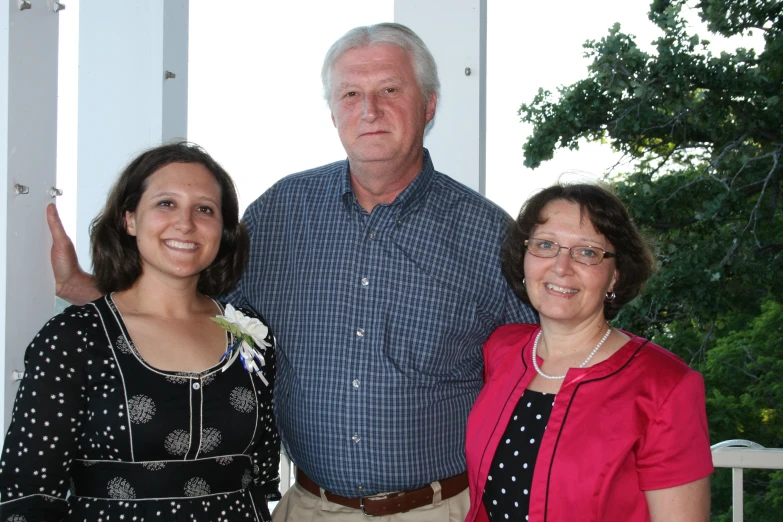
<box><xmin>635</xmin><ymin>370</ymin><xmax>714</xmax><ymax>490</ymax></box>
<box><xmin>242</xmin><ymin>308</ymin><xmax>281</xmax><ymax>516</ymax></box>
<box><xmin>0</xmin><ymin>312</ymin><xmax>88</xmax><ymax>520</ymax></box>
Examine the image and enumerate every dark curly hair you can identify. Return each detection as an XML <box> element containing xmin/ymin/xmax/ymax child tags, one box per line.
<box><xmin>502</xmin><ymin>183</ymin><xmax>656</xmax><ymax>320</ymax></box>
<box><xmin>90</xmin><ymin>142</ymin><xmax>248</xmax><ymax>297</ymax></box>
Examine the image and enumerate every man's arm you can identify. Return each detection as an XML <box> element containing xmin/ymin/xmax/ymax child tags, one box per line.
<box><xmin>46</xmin><ymin>204</ymin><xmax>101</xmax><ymax>305</ymax></box>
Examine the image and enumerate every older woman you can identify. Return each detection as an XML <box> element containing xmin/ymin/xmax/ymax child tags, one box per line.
<box><xmin>465</xmin><ymin>184</ymin><xmax>713</xmax><ymax>522</ymax></box>
<box><xmin>0</xmin><ymin>143</ymin><xmax>279</xmax><ymax>521</ymax></box>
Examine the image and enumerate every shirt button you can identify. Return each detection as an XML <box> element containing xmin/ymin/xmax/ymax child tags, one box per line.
<box><xmin>367</xmin><ymin>231</ymin><xmax>376</xmax><ymax>239</ymax></box>
<box><xmin>361</xmin><ymin>277</ymin><xmax>369</xmax><ymax>287</ymax></box>
<box><xmin>357</xmin><ymin>483</ymin><xmax>365</xmax><ymax>492</ymax></box>
<box><xmin>352</xmin><ymin>434</ymin><xmax>361</xmax><ymax>443</ymax></box>
<box><xmin>356</xmin><ymin>329</ymin><xmax>365</xmax><ymax>338</ymax></box>
<box><xmin>192</xmin><ymin>382</ymin><xmax>200</xmax><ymax>390</ymax></box>
<box><xmin>352</xmin><ymin>379</ymin><xmax>360</xmax><ymax>389</ymax></box>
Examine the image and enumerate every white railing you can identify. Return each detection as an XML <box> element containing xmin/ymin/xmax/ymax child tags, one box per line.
<box><xmin>279</xmin><ymin>448</ymin><xmax>294</xmax><ymax>495</ymax></box>
<box><xmin>711</xmin><ymin>439</ymin><xmax>783</xmax><ymax>522</ymax></box>
<box><xmin>277</xmin><ymin>439</ymin><xmax>783</xmax><ymax>519</ymax></box>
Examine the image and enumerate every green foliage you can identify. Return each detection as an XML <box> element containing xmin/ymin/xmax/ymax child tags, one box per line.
<box><xmin>518</xmin><ymin>1</ymin><xmax>782</xmax><ymax>518</ymax></box>
<box><xmin>703</xmin><ymin>299</ymin><xmax>783</xmax><ymax>520</ymax></box>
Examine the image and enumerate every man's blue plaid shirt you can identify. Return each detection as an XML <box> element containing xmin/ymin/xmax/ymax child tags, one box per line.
<box><xmin>226</xmin><ymin>150</ymin><xmax>537</xmax><ymax>497</ymax></box>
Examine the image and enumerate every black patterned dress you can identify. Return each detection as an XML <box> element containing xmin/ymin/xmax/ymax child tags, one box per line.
<box><xmin>482</xmin><ymin>389</ymin><xmax>554</xmax><ymax>521</ymax></box>
<box><xmin>0</xmin><ymin>295</ymin><xmax>279</xmax><ymax>522</ymax></box>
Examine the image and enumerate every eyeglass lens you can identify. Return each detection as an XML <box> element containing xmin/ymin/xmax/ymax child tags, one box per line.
<box><xmin>526</xmin><ymin>238</ymin><xmax>607</xmax><ymax>265</ymax></box>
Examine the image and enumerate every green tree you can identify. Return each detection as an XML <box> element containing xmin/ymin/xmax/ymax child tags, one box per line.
<box><xmin>518</xmin><ymin>1</ymin><xmax>782</xmax><ymax>518</ymax></box>
<box><xmin>702</xmin><ymin>298</ymin><xmax>783</xmax><ymax>520</ymax></box>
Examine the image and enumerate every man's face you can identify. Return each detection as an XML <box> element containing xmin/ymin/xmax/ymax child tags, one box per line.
<box><xmin>329</xmin><ymin>44</ymin><xmax>436</xmax><ymax>168</ymax></box>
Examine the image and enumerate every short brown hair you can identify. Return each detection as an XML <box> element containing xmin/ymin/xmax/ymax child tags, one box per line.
<box><xmin>90</xmin><ymin>142</ymin><xmax>248</xmax><ymax>297</ymax></box>
<box><xmin>502</xmin><ymin>183</ymin><xmax>656</xmax><ymax>320</ymax></box>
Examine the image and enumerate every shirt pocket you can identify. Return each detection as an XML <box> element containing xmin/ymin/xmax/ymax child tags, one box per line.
<box><xmin>380</xmin><ymin>267</ymin><xmax>485</xmax><ymax>382</ymax></box>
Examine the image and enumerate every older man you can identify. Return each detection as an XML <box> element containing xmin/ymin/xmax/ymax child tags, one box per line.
<box><xmin>49</xmin><ymin>23</ymin><xmax>537</xmax><ymax>521</ymax></box>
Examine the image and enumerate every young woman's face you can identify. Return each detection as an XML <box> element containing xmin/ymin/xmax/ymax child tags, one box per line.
<box><xmin>125</xmin><ymin>162</ymin><xmax>223</xmax><ymax>287</ymax></box>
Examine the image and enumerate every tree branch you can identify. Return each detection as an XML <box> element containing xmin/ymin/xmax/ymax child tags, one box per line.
<box><xmin>646</xmin><ymin>217</ymin><xmax>699</xmax><ymax>229</ymax></box>
<box><xmin>718</xmin><ymin>360</ymin><xmax>760</xmax><ymax>381</ymax></box>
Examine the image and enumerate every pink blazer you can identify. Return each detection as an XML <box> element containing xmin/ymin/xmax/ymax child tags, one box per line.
<box><xmin>465</xmin><ymin>324</ymin><xmax>714</xmax><ymax>522</ymax></box>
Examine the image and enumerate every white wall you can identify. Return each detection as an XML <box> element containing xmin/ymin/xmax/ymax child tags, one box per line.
<box><xmin>75</xmin><ymin>0</ymin><xmax>188</xmax><ymax>268</ymax></box>
<box><xmin>395</xmin><ymin>0</ymin><xmax>486</xmax><ymax>193</ymax></box>
<box><xmin>1</xmin><ymin>0</ymin><xmax>61</xmax><ymax>429</ymax></box>
<box><xmin>186</xmin><ymin>1</ymin><xmax>393</xmax><ymax>213</ymax></box>
<box><xmin>0</xmin><ymin>0</ymin><xmax>9</xmax><ymax>431</ymax></box>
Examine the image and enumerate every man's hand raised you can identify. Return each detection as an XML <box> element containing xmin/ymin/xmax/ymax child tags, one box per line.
<box><xmin>46</xmin><ymin>203</ymin><xmax>100</xmax><ymax>305</ymax></box>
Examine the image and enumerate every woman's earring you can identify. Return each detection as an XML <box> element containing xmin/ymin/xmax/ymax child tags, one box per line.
<box><xmin>522</xmin><ymin>278</ymin><xmax>526</xmax><ymax>287</ymax></box>
<box><xmin>605</xmin><ymin>290</ymin><xmax>616</xmax><ymax>302</ymax></box>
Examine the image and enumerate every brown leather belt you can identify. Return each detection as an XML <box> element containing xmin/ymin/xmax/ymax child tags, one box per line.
<box><xmin>295</xmin><ymin>468</ymin><xmax>468</xmax><ymax>517</ymax></box>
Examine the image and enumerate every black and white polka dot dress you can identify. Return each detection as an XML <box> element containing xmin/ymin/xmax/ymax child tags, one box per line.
<box><xmin>482</xmin><ymin>389</ymin><xmax>554</xmax><ymax>521</ymax></box>
<box><xmin>0</xmin><ymin>295</ymin><xmax>279</xmax><ymax>522</ymax></box>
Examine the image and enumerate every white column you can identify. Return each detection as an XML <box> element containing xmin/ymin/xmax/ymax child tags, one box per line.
<box><xmin>395</xmin><ymin>0</ymin><xmax>487</xmax><ymax>193</ymax></box>
<box><xmin>75</xmin><ymin>0</ymin><xmax>188</xmax><ymax>266</ymax></box>
<box><xmin>0</xmin><ymin>0</ymin><xmax>62</xmax><ymax>428</ymax></box>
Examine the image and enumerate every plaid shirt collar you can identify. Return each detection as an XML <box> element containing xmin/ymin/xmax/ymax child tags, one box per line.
<box><xmin>338</xmin><ymin>148</ymin><xmax>436</xmax><ymax>218</ymax></box>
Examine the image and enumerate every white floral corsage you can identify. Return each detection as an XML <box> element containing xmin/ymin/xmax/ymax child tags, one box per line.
<box><xmin>212</xmin><ymin>304</ymin><xmax>271</xmax><ymax>386</ymax></box>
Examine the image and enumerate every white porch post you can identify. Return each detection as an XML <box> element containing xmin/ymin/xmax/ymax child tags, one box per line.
<box><xmin>75</xmin><ymin>0</ymin><xmax>188</xmax><ymax>267</ymax></box>
<box><xmin>0</xmin><ymin>0</ymin><xmax>61</xmax><ymax>429</ymax></box>
<box><xmin>394</xmin><ymin>0</ymin><xmax>487</xmax><ymax>193</ymax></box>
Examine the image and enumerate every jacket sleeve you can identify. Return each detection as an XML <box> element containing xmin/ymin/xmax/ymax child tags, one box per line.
<box><xmin>237</xmin><ymin>306</ymin><xmax>281</xmax><ymax>518</ymax></box>
<box><xmin>482</xmin><ymin>327</ymin><xmax>503</xmax><ymax>381</ymax></box>
<box><xmin>0</xmin><ymin>312</ymin><xmax>89</xmax><ymax>520</ymax></box>
<box><xmin>482</xmin><ymin>324</ymin><xmax>536</xmax><ymax>381</ymax></box>
<box><xmin>635</xmin><ymin>370</ymin><xmax>714</xmax><ymax>490</ymax></box>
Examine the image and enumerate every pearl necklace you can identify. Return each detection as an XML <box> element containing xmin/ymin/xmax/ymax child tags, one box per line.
<box><xmin>532</xmin><ymin>327</ymin><xmax>612</xmax><ymax>380</ymax></box>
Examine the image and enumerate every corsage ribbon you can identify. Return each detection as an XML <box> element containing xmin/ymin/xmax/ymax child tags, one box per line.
<box><xmin>212</xmin><ymin>304</ymin><xmax>271</xmax><ymax>386</ymax></box>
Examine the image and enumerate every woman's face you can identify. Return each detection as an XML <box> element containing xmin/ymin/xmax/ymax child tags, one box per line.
<box><xmin>124</xmin><ymin>162</ymin><xmax>223</xmax><ymax>287</ymax></box>
<box><xmin>523</xmin><ymin>199</ymin><xmax>618</xmax><ymax>328</ymax></box>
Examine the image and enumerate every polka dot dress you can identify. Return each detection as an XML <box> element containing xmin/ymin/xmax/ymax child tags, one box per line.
<box><xmin>0</xmin><ymin>295</ymin><xmax>279</xmax><ymax>521</ymax></box>
<box><xmin>482</xmin><ymin>389</ymin><xmax>554</xmax><ymax>521</ymax></box>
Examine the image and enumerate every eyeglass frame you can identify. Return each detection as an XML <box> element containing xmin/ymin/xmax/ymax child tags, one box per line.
<box><xmin>524</xmin><ymin>238</ymin><xmax>617</xmax><ymax>266</ymax></box>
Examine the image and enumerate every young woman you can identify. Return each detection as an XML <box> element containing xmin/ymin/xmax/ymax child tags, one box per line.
<box><xmin>466</xmin><ymin>184</ymin><xmax>713</xmax><ymax>522</ymax></box>
<box><xmin>0</xmin><ymin>143</ymin><xmax>279</xmax><ymax>521</ymax></box>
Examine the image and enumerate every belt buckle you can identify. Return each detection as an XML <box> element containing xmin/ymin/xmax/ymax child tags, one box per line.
<box><xmin>359</xmin><ymin>496</ymin><xmax>375</xmax><ymax>517</ymax></box>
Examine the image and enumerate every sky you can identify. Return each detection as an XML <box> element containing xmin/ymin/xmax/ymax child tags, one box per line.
<box><xmin>56</xmin><ymin>0</ymin><xmax>763</xmax><ymax>238</ymax></box>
